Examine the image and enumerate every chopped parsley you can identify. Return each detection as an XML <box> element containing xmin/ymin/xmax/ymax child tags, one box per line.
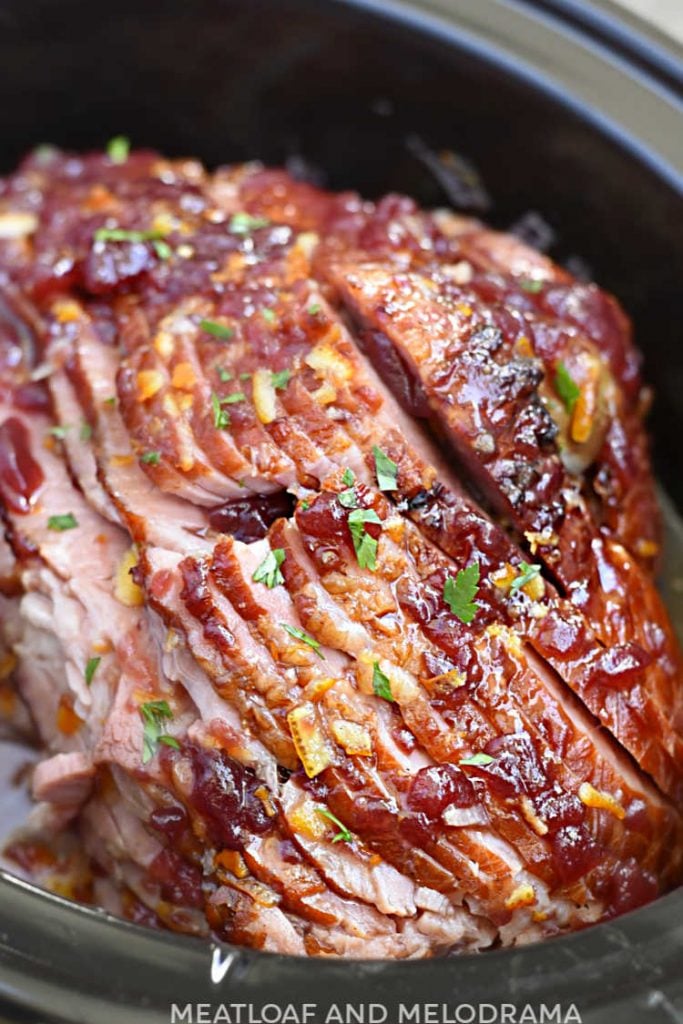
<box><xmin>152</xmin><ymin>239</ymin><xmax>172</xmax><ymax>261</ymax></box>
<box><xmin>372</xmin><ymin>445</ymin><xmax>398</xmax><ymax>491</ymax></box>
<box><xmin>218</xmin><ymin>368</ymin><xmax>233</xmax><ymax>382</ymax></box>
<box><xmin>300</xmin><ymin>500</ymin><xmax>310</xmax><ymax>511</ymax></box>
<box><xmin>79</xmin><ymin>421</ymin><xmax>93</xmax><ymax>442</ymax></box>
<box><xmin>520</xmin><ymin>278</ymin><xmax>544</xmax><ymax>294</ymax></box>
<box><xmin>221</xmin><ymin>391</ymin><xmax>246</xmax><ymax>405</ymax></box>
<box><xmin>337</xmin><ymin>474</ymin><xmax>359</xmax><ymax>509</ymax></box>
<box><xmin>253</xmin><ymin>548</ymin><xmax>286</xmax><ymax>589</ymax></box>
<box><xmin>347</xmin><ymin>508</ymin><xmax>381</xmax><ymax>571</ymax></box>
<box><xmin>510</xmin><ymin>561</ymin><xmax>542</xmax><ymax>592</ymax></box>
<box><xmin>140</xmin><ymin>700</ymin><xmax>180</xmax><ymax>764</ymax></box>
<box><xmin>84</xmin><ymin>656</ymin><xmax>101</xmax><ymax>687</ymax></box>
<box><xmin>316</xmin><ymin>807</ymin><xmax>353</xmax><ymax>843</ymax></box>
<box><xmin>460</xmin><ymin>752</ymin><xmax>495</xmax><ymax>767</ymax></box>
<box><xmin>281</xmin><ymin>623</ymin><xmax>324</xmax><ymax>659</ymax></box>
<box><xmin>200</xmin><ymin>319</ymin><xmax>234</xmax><ymax>341</ymax></box>
<box><xmin>107</xmin><ymin>135</ymin><xmax>130</xmax><ymax>164</ymax></box>
<box><xmin>443</xmin><ymin>563</ymin><xmax>480</xmax><ymax>624</ymax></box>
<box><xmin>262</xmin><ymin>308</ymin><xmax>277</xmax><ymax>324</ymax></box>
<box><xmin>47</xmin><ymin>513</ymin><xmax>78</xmax><ymax>532</ymax></box>
<box><xmin>140</xmin><ymin>450</ymin><xmax>161</xmax><ymax>465</ymax></box>
<box><xmin>554</xmin><ymin>362</ymin><xmax>580</xmax><ymax>414</ymax></box>
<box><xmin>271</xmin><ymin>369</ymin><xmax>292</xmax><ymax>390</ymax></box>
<box><xmin>308</xmin><ymin>303</ymin><xmax>322</xmax><ymax>316</ymax></box>
<box><xmin>48</xmin><ymin>424</ymin><xmax>70</xmax><ymax>440</ymax></box>
<box><xmin>211</xmin><ymin>392</ymin><xmax>231</xmax><ymax>430</ymax></box>
<box><xmin>229</xmin><ymin>211</ymin><xmax>270</xmax><ymax>234</ymax></box>
<box><xmin>372</xmin><ymin>661</ymin><xmax>394</xmax><ymax>702</ymax></box>
<box><xmin>94</xmin><ymin>227</ymin><xmax>167</xmax><ymax>245</ymax></box>
<box><xmin>239</xmin><ymin>372</ymin><xmax>252</xmax><ymax>381</ymax></box>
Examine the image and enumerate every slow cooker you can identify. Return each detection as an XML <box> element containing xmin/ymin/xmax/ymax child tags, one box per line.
<box><xmin>0</xmin><ymin>0</ymin><xmax>681</xmax><ymax>1021</ymax></box>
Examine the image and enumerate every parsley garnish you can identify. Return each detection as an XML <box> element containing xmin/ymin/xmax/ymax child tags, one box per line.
<box><xmin>48</xmin><ymin>424</ymin><xmax>70</xmax><ymax>440</ymax></box>
<box><xmin>211</xmin><ymin>392</ymin><xmax>231</xmax><ymax>429</ymax></box>
<box><xmin>253</xmin><ymin>548</ymin><xmax>286</xmax><ymax>589</ymax></box>
<box><xmin>262</xmin><ymin>308</ymin><xmax>277</xmax><ymax>324</ymax></box>
<box><xmin>47</xmin><ymin>513</ymin><xmax>78</xmax><ymax>532</ymax></box>
<box><xmin>221</xmin><ymin>391</ymin><xmax>246</xmax><ymax>405</ymax></box>
<box><xmin>443</xmin><ymin>563</ymin><xmax>480</xmax><ymax>624</ymax></box>
<box><xmin>239</xmin><ymin>372</ymin><xmax>252</xmax><ymax>381</ymax></box>
<box><xmin>80</xmin><ymin>422</ymin><xmax>93</xmax><ymax>442</ymax></box>
<box><xmin>140</xmin><ymin>700</ymin><xmax>179</xmax><ymax>764</ymax></box>
<box><xmin>554</xmin><ymin>362</ymin><xmax>580</xmax><ymax>414</ymax></box>
<box><xmin>229</xmin><ymin>212</ymin><xmax>270</xmax><ymax>234</ymax></box>
<box><xmin>460</xmin><ymin>752</ymin><xmax>495</xmax><ymax>767</ymax></box>
<box><xmin>85</xmin><ymin>656</ymin><xmax>101</xmax><ymax>687</ymax></box>
<box><xmin>308</xmin><ymin>303</ymin><xmax>322</xmax><ymax>316</ymax></box>
<box><xmin>107</xmin><ymin>136</ymin><xmax>130</xmax><ymax>164</ymax></box>
<box><xmin>372</xmin><ymin>445</ymin><xmax>398</xmax><ymax>491</ymax></box>
<box><xmin>300</xmin><ymin>500</ymin><xmax>310</xmax><ymax>511</ymax></box>
<box><xmin>510</xmin><ymin>562</ymin><xmax>542</xmax><ymax>592</ymax></box>
<box><xmin>218</xmin><ymin>368</ymin><xmax>233</xmax><ymax>382</ymax></box>
<box><xmin>272</xmin><ymin>369</ymin><xmax>292</xmax><ymax>390</ymax></box>
<box><xmin>200</xmin><ymin>319</ymin><xmax>234</xmax><ymax>341</ymax></box>
<box><xmin>140</xmin><ymin>450</ymin><xmax>161</xmax><ymax>465</ymax></box>
<box><xmin>281</xmin><ymin>623</ymin><xmax>324</xmax><ymax>659</ymax></box>
<box><xmin>94</xmin><ymin>227</ymin><xmax>167</xmax><ymax>245</ymax></box>
<box><xmin>347</xmin><ymin>508</ymin><xmax>381</xmax><ymax>571</ymax></box>
<box><xmin>520</xmin><ymin>278</ymin><xmax>544</xmax><ymax>294</ymax></box>
<box><xmin>152</xmin><ymin>239</ymin><xmax>172</xmax><ymax>261</ymax></box>
<box><xmin>316</xmin><ymin>807</ymin><xmax>353</xmax><ymax>843</ymax></box>
<box><xmin>338</xmin><ymin>470</ymin><xmax>357</xmax><ymax>506</ymax></box>
<box><xmin>372</xmin><ymin>661</ymin><xmax>394</xmax><ymax>702</ymax></box>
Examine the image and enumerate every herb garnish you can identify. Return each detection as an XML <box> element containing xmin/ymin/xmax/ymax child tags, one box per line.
<box><xmin>520</xmin><ymin>278</ymin><xmax>544</xmax><ymax>294</ymax></box>
<box><xmin>253</xmin><ymin>548</ymin><xmax>286</xmax><ymax>589</ymax></box>
<box><xmin>281</xmin><ymin>623</ymin><xmax>324</xmax><ymax>659</ymax></box>
<box><xmin>94</xmin><ymin>227</ymin><xmax>166</xmax><ymax>245</ymax></box>
<box><xmin>347</xmin><ymin>508</ymin><xmax>381</xmax><ymax>571</ymax></box>
<box><xmin>229</xmin><ymin>212</ymin><xmax>270</xmax><ymax>235</ymax></box>
<box><xmin>211</xmin><ymin>392</ymin><xmax>231</xmax><ymax>429</ymax></box>
<box><xmin>372</xmin><ymin>445</ymin><xmax>398</xmax><ymax>491</ymax></box>
<box><xmin>317</xmin><ymin>807</ymin><xmax>353</xmax><ymax>843</ymax></box>
<box><xmin>107</xmin><ymin>136</ymin><xmax>130</xmax><ymax>164</ymax></box>
<box><xmin>460</xmin><ymin>752</ymin><xmax>495</xmax><ymax>767</ymax></box>
<box><xmin>372</xmin><ymin>661</ymin><xmax>394</xmax><ymax>702</ymax></box>
<box><xmin>510</xmin><ymin>562</ymin><xmax>542</xmax><ymax>592</ymax></box>
<box><xmin>341</xmin><ymin>469</ymin><xmax>355</xmax><ymax>487</ymax></box>
<box><xmin>554</xmin><ymin>362</ymin><xmax>580</xmax><ymax>414</ymax></box>
<box><xmin>80</xmin><ymin>422</ymin><xmax>93</xmax><ymax>442</ymax></box>
<box><xmin>85</xmin><ymin>656</ymin><xmax>101</xmax><ymax>687</ymax></box>
<box><xmin>271</xmin><ymin>369</ymin><xmax>292</xmax><ymax>390</ymax></box>
<box><xmin>200</xmin><ymin>319</ymin><xmax>234</xmax><ymax>341</ymax></box>
<box><xmin>140</xmin><ymin>450</ymin><xmax>161</xmax><ymax>465</ymax></box>
<box><xmin>48</xmin><ymin>424</ymin><xmax>70</xmax><ymax>440</ymax></box>
<box><xmin>140</xmin><ymin>700</ymin><xmax>180</xmax><ymax>764</ymax></box>
<box><xmin>443</xmin><ymin>563</ymin><xmax>480</xmax><ymax>624</ymax></box>
<box><xmin>47</xmin><ymin>513</ymin><xmax>78</xmax><ymax>532</ymax></box>
<box><xmin>262</xmin><ymin>308</ymin><xmax>277</xmax><ymax>324</ymax></box>
<box><xmin>308</xmin><ymin>303</ymin><xmax>322</xmax><ymax>316</ymax></box>
<box><xmin>218</xmin><ymin>368</ymin><xmax>233</xmax><ymax>382</ymax></box>
<box><xmin>221</xmin><ymin>391</ymin><xmax>246</xmax><ymax>405</ymax></box>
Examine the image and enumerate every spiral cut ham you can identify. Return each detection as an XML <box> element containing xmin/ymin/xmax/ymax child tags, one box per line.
<box><xmin>0</xmin><ymin>146</ymin><xmax>681</xmax><ymax>957</ymax></box>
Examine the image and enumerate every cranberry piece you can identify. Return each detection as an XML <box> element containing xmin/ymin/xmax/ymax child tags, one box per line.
<box><xmin>0</xmin><ymin>416</ymin><xmax>44</xmax><ymax>512</ymax></box>
<box><xmin>209</xmin><ymin>490</ymin><xmax>295</xmax><ymax>542</ymax></box>
<box><xmin>407</xmin><ymin>764</ymin><xmax>476</xmax><ymax>818</ymax></box>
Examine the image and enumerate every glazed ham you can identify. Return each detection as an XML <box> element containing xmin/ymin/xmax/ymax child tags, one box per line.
<box><xmin>0</xmin><ymin>146</ymin><xmax>682</xmax><ymax>956</ymax></box>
